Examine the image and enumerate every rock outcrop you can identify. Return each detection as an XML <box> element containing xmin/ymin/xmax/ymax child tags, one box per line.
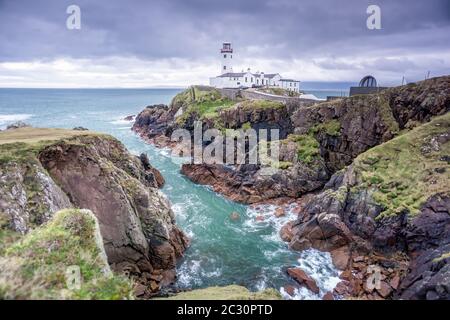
<box><xmin>0</xmin><ymin>209</ymin><xmax>134</xmax><ymax>300</ymax></box>
<box><xmin>0</xmin><ymin>127</ymin><xmax>188</xmax><ymax>298</ymax></box>
<box><xmin>133</xmin><ymin>77</ymin><xmax>450</xmax><ymax>204</ymax></box>
<box><xmin>285</xmin><ymin>113</ymin><xmax>450</xmax><ymax>299</ymax></box>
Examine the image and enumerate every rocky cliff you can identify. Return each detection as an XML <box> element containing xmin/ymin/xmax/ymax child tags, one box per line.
<box><xmin>132</xmin><ymin>77</ymin><xmax>449</xmax><ymax>300</ymax></box>
<box><xmin>0</xmin><ymin>209</ymin><xmax>134</xmax><ymax>299</ymax></box>
<box><xmin>0</xmin><ymin>127</ymin><xmax>188</xmax><ymax>298</ymax></box>
<box><xmin>284</xmin><ymin>113</ymin><xmax>450</xmax><ymax>299</ymax></box>
<box><xmin>133</xmin><ymin>76</ymin><xmax>450</xmax><ymax>204</ymax></box>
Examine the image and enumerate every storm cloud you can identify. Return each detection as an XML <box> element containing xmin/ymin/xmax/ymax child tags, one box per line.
<box><xmin>0</xmin><ymin>0</ymin><xmax>449</xmax><ymax>87</ymax></box>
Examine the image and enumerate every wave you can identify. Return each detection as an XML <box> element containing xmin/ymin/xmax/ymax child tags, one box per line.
<box><xmin>0</xmin><ymin>114</ymin><xmax>33</xmax><ymax>127</ymax></box>
<box><xmin>110</xmin><ymin>119</ymin><xmax>134</xmax><ymax>125</ymax></box>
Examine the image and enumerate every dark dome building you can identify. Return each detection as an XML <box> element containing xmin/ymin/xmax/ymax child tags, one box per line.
<box><xmin>359</xmin><ymin>75</ymin><xmax>377</xmax><ymax>87</ymax></box>
<box><xmin>350</xmin><ymin>75</ymin><xmax>387</xmax><ymax>96</ymax></box>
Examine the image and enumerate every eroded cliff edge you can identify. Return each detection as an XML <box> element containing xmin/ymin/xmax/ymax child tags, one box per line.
<box><xmin>132</xmin><ymin>76</ymin><xmax>450</xmax><ymax>204</ymax></box>
<box><xmin>0</xmin><ymin>127</ymin><xmax>189</xmax><ymax>298</ymax></box>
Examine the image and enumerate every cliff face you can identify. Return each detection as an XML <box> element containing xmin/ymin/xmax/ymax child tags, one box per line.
<box><xmin>0</xmin><ymin>209</ymin><xmax>134</xmax><ymax>300</ymax></box>
<box><xmin>133</xmin><ymin>77</ymin><xmax>450</xmax><ymax>204</ymax></box>
<box><xmin>0</xmin><ymin>128</ymin><xmax>188</xmax><ymax>298</ymax></box>
<box><xmin>285</xmin><ymin>113</ymin><xmax>450</xmax><ymax>299</ymax></box>
<box><xmin>291</xmin><ymin>76</ymin><xmax>450</xmax><ymax>172</ymax></box>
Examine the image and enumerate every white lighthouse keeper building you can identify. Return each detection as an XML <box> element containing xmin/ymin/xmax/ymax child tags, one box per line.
<box><xmin>209</xmin><ymin>42</ymin><xmax>301</xmax><ymax>92</ymax></box>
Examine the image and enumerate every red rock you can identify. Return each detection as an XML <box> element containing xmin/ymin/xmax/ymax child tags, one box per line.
<box><xmin>376</xmin><ymin>281</ymin><xmax>392</xmax><ymax>298</ymax></box>
<box><xmin>149</xmin><ymin>274</ymin><xmax>163</xmax><ymax>282</ymax></box>
<box><xmin>291</xmin><ymin>206</ymin><xmax>302</xmax><ymax>215</ymax></box>
<box><xmin>287</xmin><ymin>268</ymin><xmax>320</xmax><ymax>294</ymax></box>
<box><xmin>283</xmin><ymin>285</ymin><xmax>296</xmax><ymax>296</ymax></box>
<box><xmin>389</xmin><ymin>274</ymin><xmax>400</xmax><ymax>290</ymax></box>
<box><xmin>322</xmin><ymin>291</ymin><xmax>334</xmax><ymax>300</ymax></box>
<box><xmin>160</xmin><ymin>269</ymin><xmax>176</xmax><ymax>287</ymax></box>
<box><xmin>134</xmin><ymin>283</ymin><xmax>147</xmax><ymax>297</ymax></box>
<box><xmin>333</xmin><ymin>280</ymin><xmax>351</xmax><ymax>295</ymax></box>
<box><xmin>330</xmin><ymin>246</ymin><xmax>350</xmax><ymax>270</ymax></box>
<box><xmin>289</xmin><ymin>237</ymin><xmax>311</xmax><ymax>251</ymax></box>
<box><xmin>274</xmin><ymin>207</ymin><xmax>286</xmax><ymax>218</ymax></box>
<box><xmin>150</xmin><ymin>281</ymin><xmax>159</xmax><ymax>292</ymax></box>
<box><xmin>339</xmin><ymin>269</ymin><xmax>352</xmax><ymax>281</ymax></box>
<box><xmin>280</xmin><ymin>222</ymin><xmax>294</xmax><ymax>242</ymax></box>
<box><xmin>255</xmin><ymin>215</ymin><xmax>265</xmax><ymax>222</ymax></box>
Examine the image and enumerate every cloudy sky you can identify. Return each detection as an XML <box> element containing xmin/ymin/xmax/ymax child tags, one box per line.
<box><xmin>0</xmin><ymin>0</ymin><xmax>449</xmax><ymax>88</ymax></box>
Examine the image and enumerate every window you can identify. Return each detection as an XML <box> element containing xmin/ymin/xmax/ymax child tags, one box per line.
<box><xmin>245</xmin><ymin>77</ymin><xmax>248</xmax><ymax>82</ymax></box>
<box><xmin>251</xmin><ymin>77</ymin><xmax>253</xmax><ymax>82</ymax></box>
<box><xmin>231</xmin><ymin>55</ymin><xmax>232</xmax><ymax>59</ymax></box>
<box><xmin>224</xmin><ymin>66</ymin><xmax>226</xmax><ymax>70</ymax></box>
<box><xmin>224</xmin><ymin>54</ymin><xmax>227</xmax><ymax>58</ymax></box>
<box><xmin>256</xmin><ymin>79</ymin><xmax>259</xmax><ymax>85</ymax></box>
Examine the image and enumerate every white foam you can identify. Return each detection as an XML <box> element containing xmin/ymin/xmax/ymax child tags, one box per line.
<box><xmin>243</xmin><ymin>203</ymin><xmax>341</xmax><ymax>300</ymax></box>
<box><xmin>110</xmin><ymin>118</ymin><xmax>134</xmax><ymax>125</ymax></box>
<box><xmin>0</xmin><ymin>114</ymin><xmax>33</xmax><ymax>127</ymax></box>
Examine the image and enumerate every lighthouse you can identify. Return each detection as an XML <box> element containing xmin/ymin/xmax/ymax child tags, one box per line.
<box><xmin>220</xmin><ymin>42</ymin><xmax>233</xmax><ymax>74</ymax></box>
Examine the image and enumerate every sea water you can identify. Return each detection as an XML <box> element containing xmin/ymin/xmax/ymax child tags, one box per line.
<box><xmin>0</xmin><ymin>88</ymin><xmax>341</xmax><ymax>299</ymax></box>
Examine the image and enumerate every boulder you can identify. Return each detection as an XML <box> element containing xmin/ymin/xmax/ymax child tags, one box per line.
<box><xmin>287</xmin><ymin>268</ymin><xmax>320</xmax><ymax>294</ymax></box>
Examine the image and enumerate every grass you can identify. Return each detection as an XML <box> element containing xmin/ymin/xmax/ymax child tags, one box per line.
<box><xmin>259</xmin><ymin>87</ymin><xmax>300</xmax><ymax>97</ymax></box>
<box><xmin>174</xmin><ymin>86</ymin><xmax>235</xmax><ymax>126</ymax></box>
<box><xmin>433</xmin><ymin>252</ymin><xmax>450</xmax><ymax>263</ymax></box>
<box><xmin>156</xmin><ymin>285</ymin><xmax>281</xmax><ymax>300</ymax></box>
<box><xmin>0</xmin><ymin>127</ymin><xmax>107</xmax><ymax>164</ymax></box>
<box><xmin>288</xmin><ymin>134</ymin><xmax>321</xmax><ymax>164</ymax></box>
<box><xmin>0</xmin><ymin>214</ymin><xmax>21</xmax><ymax>256</ymax></box>
<box><xmin>239</xmin><ymin>99</ymin><xmax>284</xmax><ymax>111</ymax></box>
<box><xmin>0</xmin><ymin>209</ymin><xmax>134</xmax><ymax>300</ymax></box>
<box><xmin>309</xmin><ymin>119</ymin><xmax>341</xmax><ymax>137</ymax></box>
<box><xmin>0</xmin><ymin>127</ymin><xmax>95</xmax><ymax>145</ymax></box>
<box><xmin>353</xmin><ymin>113</ymin><xmax>450</xmax><ymax>218</ymax></box>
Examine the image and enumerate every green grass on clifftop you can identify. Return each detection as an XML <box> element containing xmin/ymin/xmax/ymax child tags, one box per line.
<box><xmin>0</xmin><ymin>127</ymin><xmax>110</xmax><ymax>164</ymax></box>
<box><xmin>354</xmin><ymin>113</ymin><xmax>450</xmax><ymax>218</ymax></box>
<box><xmin>174</xmin><ymin>86</ymin><xmax>235</xmax><ymax>125</ymax></box>
<box><xmin>0</xmin><ymin>209</ymin><xmax>134</xmax><ymax>300</ymax></box>
<box><xmin>156</xmin><ymin>285</ymin><xmax>281</xmax><ymax>300</ymax></box>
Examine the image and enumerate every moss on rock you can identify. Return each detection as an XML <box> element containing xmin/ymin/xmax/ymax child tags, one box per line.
<box><xmin>288</xmin><ymin>134</ymin><xmax>320</xmax><ymax>164</ymax></box>
<box><xmin>354</xmin><ymin>113</ymin><xmax>450</xmax><ymax>218</ymax></box>
<box><xmin>309</xmin><ymin>119</ymin><xmax>341</xmax><ymax>137</ymax></box>
<box><xmin>0</xmin><ymin>209</ymin><xmax>134</xmax><ymax>300</ymax></box>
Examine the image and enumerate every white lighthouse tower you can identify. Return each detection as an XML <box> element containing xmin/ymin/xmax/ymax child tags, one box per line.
<box><xmin>220</xmin><ymin>42</ymin><xmax>233</xmax><ymax>74</ymax></box>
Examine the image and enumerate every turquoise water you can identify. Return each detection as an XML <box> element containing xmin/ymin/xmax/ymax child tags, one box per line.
<box><xmin>0</xmin><ymin>88</ymin><xmax>340</xmax><ymax>299</ymax></box>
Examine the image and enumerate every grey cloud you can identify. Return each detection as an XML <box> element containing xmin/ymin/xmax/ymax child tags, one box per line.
<box><xmin>0</xmin><ymin>0</ymin><xmax>449</xmax><ymax>62</ymax></box>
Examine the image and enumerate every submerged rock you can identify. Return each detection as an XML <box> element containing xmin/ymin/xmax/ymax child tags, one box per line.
<box><xmin>6</xmin><ymin>121</ymin><xmax>30</xmax><ymax>130</ymax></box>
